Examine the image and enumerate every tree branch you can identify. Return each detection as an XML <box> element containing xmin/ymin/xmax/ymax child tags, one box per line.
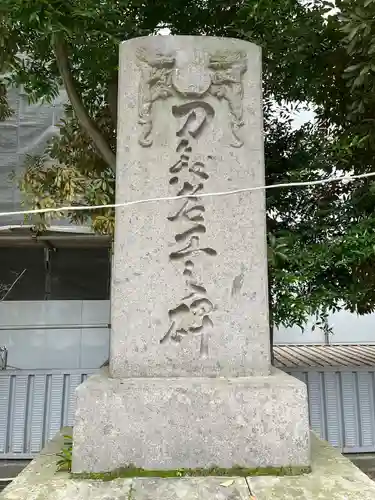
<box><xmin>107</xmin><ymin>73</ymin><xmax>118</xmax><ymax>130</ymax></box>
<box><xmin>52</xmin><ymin>33</ymin><xmax>116</xmax><ymax>170</ymax></box>
<box><xmin>0</xmin><ymin>84</ymin><xmax>13</xmax><ymax>121</ymax></box>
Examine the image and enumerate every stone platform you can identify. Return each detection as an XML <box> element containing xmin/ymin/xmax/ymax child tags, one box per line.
<box><xmin>72</xmin><ymin>368</ymin><xmax>309</xmax><ymax>473</ymax></box>
<box><xmin>2</xmin><ymin>430</ymin><xmax>375</xmax><ymax>500</ymax></box>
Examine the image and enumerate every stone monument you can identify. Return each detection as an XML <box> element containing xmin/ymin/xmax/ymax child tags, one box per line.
<box><xmin>72</xmin><ymin>35</ymin><xmax>310</xmax><ymax>473</ymax></box>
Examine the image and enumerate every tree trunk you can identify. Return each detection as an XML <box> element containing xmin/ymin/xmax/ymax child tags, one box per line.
<box><xmin>52</xmin><ymin>33</ymin><xmax>116</xmax><ymax>171</ymax></box>
<box><xmin>107</xmin><ymin>74</ymin><xmax>118</xmax><ymax>130</ymax></box>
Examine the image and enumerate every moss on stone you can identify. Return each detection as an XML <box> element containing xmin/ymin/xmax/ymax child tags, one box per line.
<box><xmin>71</xmin><ymin>464</ymin><xmax>312</xmax><ymax>481</ymax></box>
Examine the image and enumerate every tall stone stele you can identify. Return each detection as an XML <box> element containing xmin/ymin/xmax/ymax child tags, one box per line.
<box><xmin>72</xmin><ymin>36</ymin><xmax>311</xmax><ymax>473</ymax></box>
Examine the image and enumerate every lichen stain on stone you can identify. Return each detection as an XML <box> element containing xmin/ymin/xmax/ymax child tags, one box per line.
<box><xmin>71</xmin><ymin>465</ymin><xmax>311</xmax><ymax>481</ymax></box>
<box><xmin>231</xmin><ymin>265</ymin><xmax>245</xmax><ymax>297</ymax></box>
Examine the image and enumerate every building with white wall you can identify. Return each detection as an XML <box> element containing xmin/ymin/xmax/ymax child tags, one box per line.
<box><xmin>0</xmin><ymin>87</ymin><xmax>111</xmax><ymax>370</ymax></box>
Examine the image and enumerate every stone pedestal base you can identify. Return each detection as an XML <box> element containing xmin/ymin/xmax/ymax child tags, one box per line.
<box><xmin>4</xmin><ymin>430</ymin><xmax>375</xmax><ymax>500</ymax></box>
<box><xmin>72</xmin><ymin>368</ymin><xmax>310</xmax><ymax>473</ymax></box>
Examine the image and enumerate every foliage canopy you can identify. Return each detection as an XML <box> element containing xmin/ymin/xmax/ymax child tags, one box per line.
<box><xmin>1</xmin><ymin>0</ymin><xmax>375</xmax><ymax>332</ymax></box>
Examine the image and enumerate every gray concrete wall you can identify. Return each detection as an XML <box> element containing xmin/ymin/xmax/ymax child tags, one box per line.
<box><xmin>2</xmin><ymin>299</ymin><xmax>375</xmax><ymax>372</ymax></box>
<box><xmin>0</xmin><ymin>301</ymin><xmax>110</xmax><ymax>370</ymax></box>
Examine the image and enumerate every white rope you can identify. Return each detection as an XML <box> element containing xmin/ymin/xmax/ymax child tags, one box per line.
<box><xmin>1</xmin><ymin>171</ymin><xmax>375</xmax><ymax>218</ymax></box>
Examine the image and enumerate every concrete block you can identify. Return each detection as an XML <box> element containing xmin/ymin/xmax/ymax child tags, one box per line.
<box><xmin>72</xmin><ymin>369</ymin><xmax>310</xmax><ymax>473</ymax></box>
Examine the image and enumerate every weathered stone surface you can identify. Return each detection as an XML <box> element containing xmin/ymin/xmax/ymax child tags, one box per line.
<box><xmin>0</xmin><ymin>428</ymin><xmax>133</xmax><ymax>500</ymax></box>
<box><xmin>247</xmin><ymin>433</ymin><xmax>375</xmax><ymax>499</ymax></box>
<box><xmin>3</xmin><ymin>431</ymin><xmax>375</xmax><ymax>500</ymax></box>
<box><xmin>72</xmin><ymin>368</ymin><xmax>309</xmax><ymax>473</ymax></box>
<box><xmin>133</xmin><ymin>478</ymin><xmax>250</xmax><ymax>500</ymax></box>
<box><xmin>1</xmin><ymin>429</ymin><xmax>250</xmax><ymax>500</ymax></box>
<box><xmin>111</xmin><ymin>35</ymin><xmax>270</xmax><ymax>379</ymax></box>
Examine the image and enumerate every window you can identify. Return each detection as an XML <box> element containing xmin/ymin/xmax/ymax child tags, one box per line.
<box><xmin>50</xmin><ymin>248</ymin><xmax>110</xmax><ymax>300</ymax></box>
<box><xmin>0</xmin><ymin>246</ymin><xmax>111</xmax><ymax>300</ymax></box>
<box><xmin>0</xmin><ymin>248</ymin><xmax>45</xmax><ymax>300</ymax></box>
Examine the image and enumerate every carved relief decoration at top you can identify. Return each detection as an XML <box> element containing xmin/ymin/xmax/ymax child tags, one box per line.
<box><xmin>136</xmin><ymin>48</ymin><xmax>248</xmax><ymax>148</ymax></box>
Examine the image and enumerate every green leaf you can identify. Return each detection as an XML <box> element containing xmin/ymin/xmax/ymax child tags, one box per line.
<box><xmin>344</xmin><ymin>64</ymin><xmax>362</xmax><ymax>73</ymax></box>
<box><xmin>347</xmin><ymin>24</ymin><xmax>361</xmax><ymax>41</ymax></box>
<box><xmin>353</xmin><ymin>73</ymin><xmax>366</xmax><ymax>87</ymax></box>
